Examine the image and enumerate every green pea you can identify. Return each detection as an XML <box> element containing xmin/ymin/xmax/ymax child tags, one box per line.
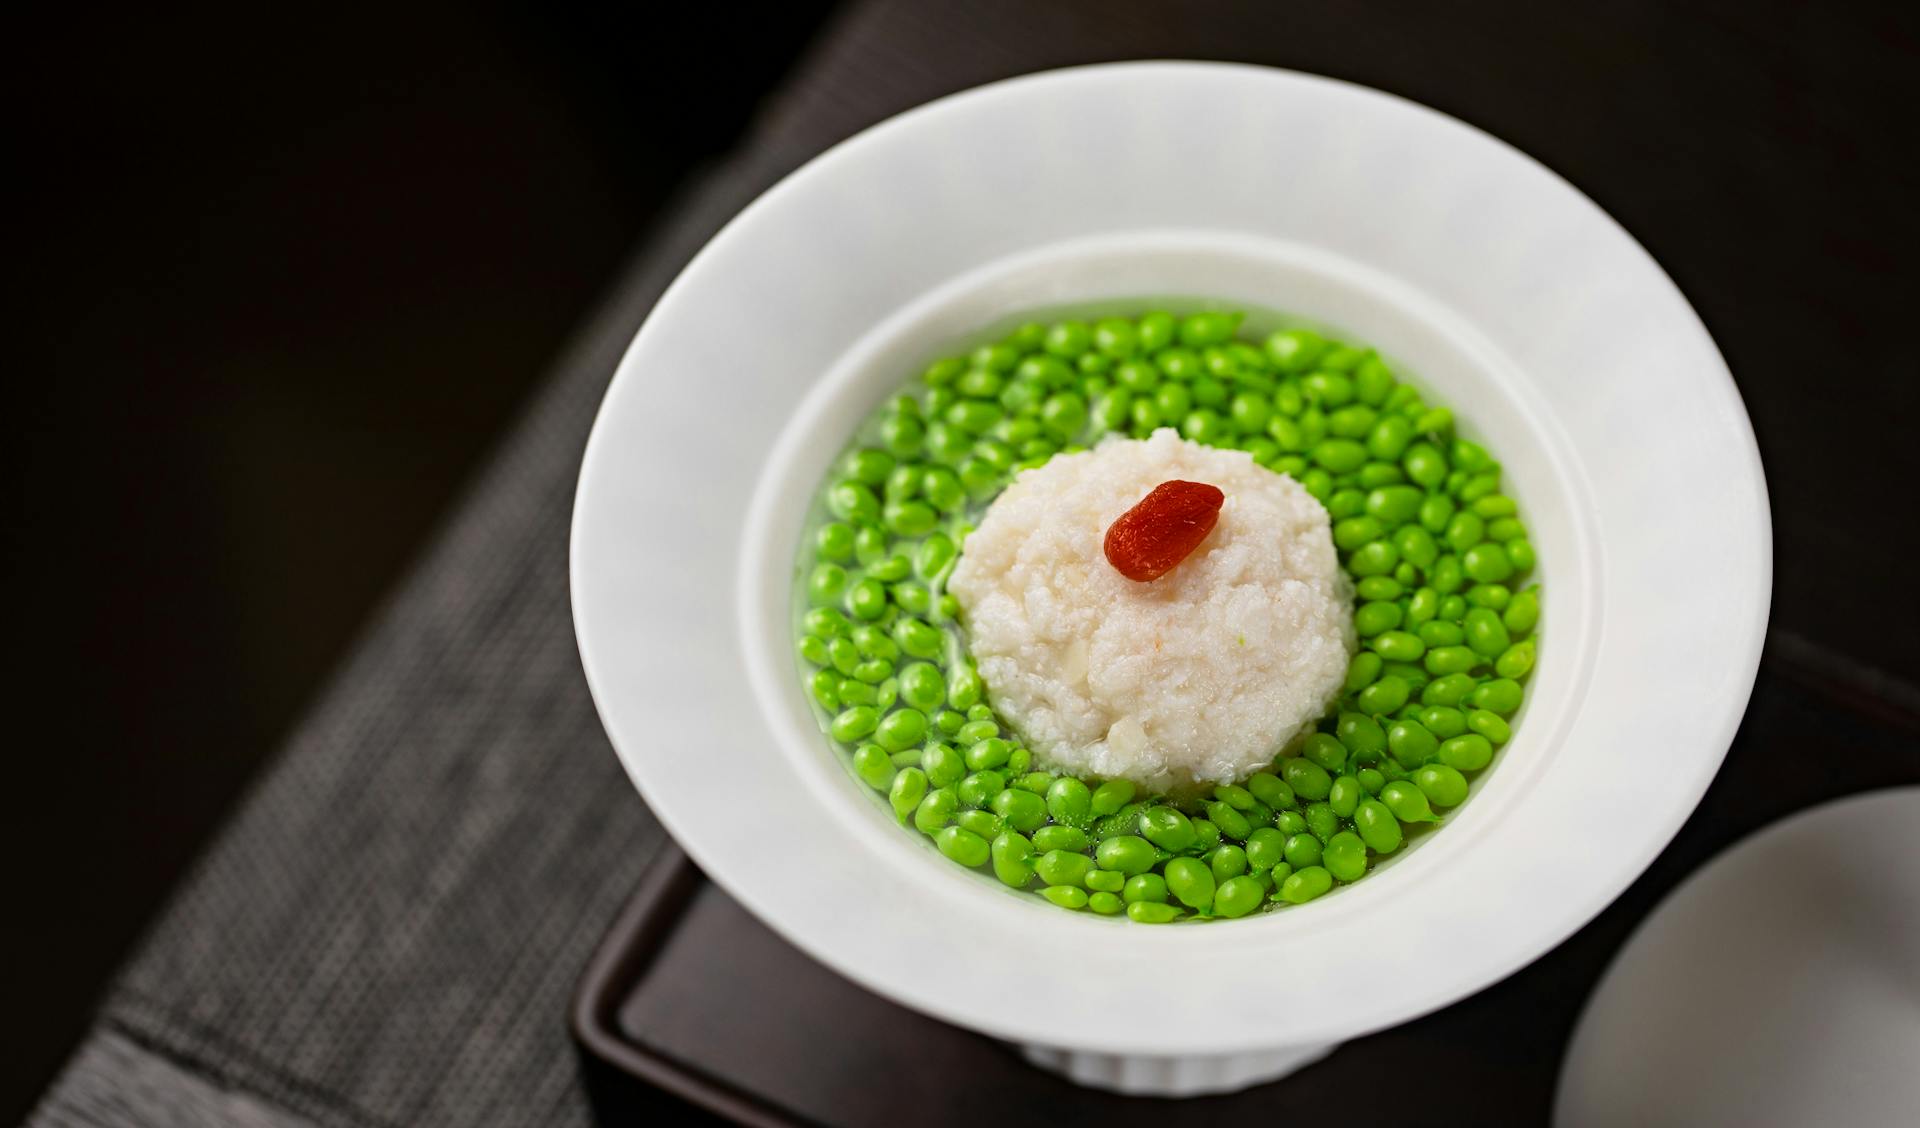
<box><xmin>1414</xmin><ymin>673</ymin><xmax>1470</xmax><ymax>709</ymax></box>
<box><xmin>1275</xmin><ymin>809</ymin><xmax>1310</xmax><ymax>837</ymax></box>
<box><xmin>1310</xmin><ymin>438</ymin><xmax>1367</xmax><ymax>474</ymax></box>
<box><xmin>1035</xmin><ymin>849</ymin><xmax>1093</xmax><ymax>888</ymax></box>
<box><xmin>947</xmin><ymin>666</ymin><xmax>983</xmax><ymax>710</ymax></box>
<box><xmin>1278</xmin><ymin>866</ymin><xmax>1334</xmax><ymax>904</ymax></box>
<box><xmin>1326</xmin><ymin>715</ymin><xmax>1382</xmax><ymax>765</ymax></box>
<box><xmin>1438</xmin><ymin>592</ymin><xmax>1468</xmax><ymax>619</ymax></box>
<box><xmin>1418</xmin><ymin>706</ymin><xmax>1469</xmax><ymax>739</ymax></box>
<box><xmin>1088</xmin><ymin>317</ymin><xmax>1137</xmax><ymax>358</ymax></box>
<box><xmin>1354</xmin><ymin>601</ymin><xmax>1403</xmax><ymax>637</ymax></box>
<box><xmin>1281</xmin><ymin>830</ymin><xmax>1324</xmax><ymax>869</ymax></box>
<box><xmin>1380</xmin><ymin>780</ymin><xmax>1439</xmax><ymax>823</ymax></box>
<box><xmin>849</xmin><ymin>658</ymin><xmax>892</xmax><ymax>685</ymax></box>
<box><xmin>1138</xmin><ymin>806</ymin><xmax>1197</xmax><ymax>852</ymax></box>
<box><xmin>1403</xmin><ymin>442</ymin><xmax>1448</xmax><ymax>488</ymax></box>
<box><xmin>815</xmin><ymin>523</ymin><xmax>856</xmax><ymax>564</ymax></box>
<box><xmin>1084</xmin><ymin>869</ymin><xmax>1126</xmax><ymax>894</ymax></box>
<box><xmin>1495</xmin><ymin>639</ymin><xmax>1536</xmax><ymax>680</ymax></box>
<box><xmin>1278</xmin><ymin>757</ymin><xmax>1331</xmax><ymax>802</ymax></box>
<box><xmin>1081</xmin><ymin>890</ymin><xmax>1120</xmax><ymax>915</ymax></box>
<box><xmin>990</xmin><ymin>782</ymin><xmax>1052</xmax><ymax>828</ymax></box>
<box><xmin>1468</xmin><ymin>709</ymin><xmax>1513</xmax><ymax>745</ymax></box>
<box><xmin>873</xmin><ymin>708</ymin><xmax>928</xmax><ymax>752</ymax></box>
<box><xmin>1357</xmin><ymin>675</ymin><xmax>1411</xmax><ymax>715</ymax></box>
<box><xmin>1396</xmin><ymin>591</ymin><xmax>1434</xmax><ymax>631</ymax></box>
<box><xmin>1034</xmin><ymin>885</ymin><xmax>1085</xmax><ymax>911</ymax></box>
<box><xmin>829</xmin><ymin>705</ymin><xmax>878</xmax><ymax>742</ymax></box>
<box><xmin>964</xmin><ymin>738</ymin><xmax>1014</xmax><ymax>773</ymax></box>
<box><xmin>893</xmin><ymin>663</ymin><xmax>943</xmax><ymax>714</ymax></box>
<box><xmin>1387</xmin><ymin>717</ymin><xmax>1441</xmax><ymax>768</ymax></box>
<box><xmin>1360</xmin><ymin>484</ymin><xmax>1419</xmax><ymax>524</ymax></box>
<box><xmin>1122</xmin><ymin>900</ymin><xmax>1176</xmax><ymax>923</ymax></box>
<box><xmin>934</xmin><ymin>709</ymin><xmax>965</xmax><ymax>736</ymax></box>
<box><xmin>1089</xmin><ymin>778</ymin><xmax>1135</xmax><ymax>816</ymax></box>
<box><xmin>836</xmin><ymin>680</ymin><xmax>875</xmax><ymax>707</ymax></box>
<box><xmin>1264</xmin><ymin>328</ymin><xmax>1324</xmax><ymax>373</ymax></box>
<box><xmin>1459</xmin><ymin>541</ymin><xmax>1512</xmax><ymax>584</ymax></box>
<box><xmin>914</xmin><ymin>788</ymin><xmax>959</xmax><ymax>834</ymax></box>
<box><xmin>1046</xmin><ymin>777</ymin><xmax>1093</xmax><ymax>827</ymax></box>
<box><xmin>1246</xmin><ymin>772</ymin><xmax>1296</xmax><ymax>810</ymax></box>
<box><xmin>1472</xmin><ymin>678</ymin><xmax>1525</xmax><ymax>715</ymax></box>
<box><xmin>1428</xmin><ymin>738</ymin><xmax>1488</xmax><ymax>779</ymax></box>
<box><xmin>1372</xmin><ymin>630</ymin><xmax>1426</xmax><ymax>662</ymax></box>
<box><xmin>1297</xmin><ymin>733</ymin><xmax>1344</xmax><ymax>773</ymax></box>
<box><xmin>1366</xmin><ymin>413</ymin><xmax>1415</xmax><ymax>461</ymax></box>
<box><xmin>1202</xmin><ymin>785</ymin><xmax>1251</xmax><ymax>813</ymax></box>
<box><xmin>1396</xmin><ymin>525</ymin><xmax>1440</xmax><ymax>570</ymax></box>
<box><xmin>1195</xmin><ymin>800</ymin><xmax>1246</xmax><ymax>842</ymax></box>
<box><xmin>1300</xmin><ymin>468</ymin><xmax>1334</xmax><ymax>501</ymax></box>
<box><xmin>1462</xmin><ymin>608</ymin><xmax>1512</xmax><ymax>659</ymax></box>
<box><xmin>1472</xmin><ymin>494</ymin><xmax>1518</xmax><ymax>518</ymax></box>
<box><xmin>1090</xmin><ymin>835</ymin><xmax>1153</xmax><ymax>876</ymax></box>
<box><xmin>1418</xmin><ymin>493</ymin><xmax>1455</xmax><ymax>535</ymax></box>
<box><xmin>1507</xmin><ymin>539</ymin><xmax>1537</xmax><ymax>574</ymax></box>
<box><xmin>845</xmin><ymin>578</ymin><xmax>886</xmax><ymax>621</ymax></box>
<box><xmin>1504</xmin><ymin>589</ymin><xmax>1541</xmax><ymax>636</ymax></box>
<box><xmin>1123</xmin><ymin>872</ymin><xmax>1171</xmax><ymax>904</ymax></box>
<box><xmin>1322</xmin><ymin>831</ymin><xmax>1368</xmax><ymax>882</ymax></box>
<box><xmin>1241</xmin><ymin>826</ymin><xmax>1285</xmax><ymax>872</ymax></box>
<box><xmin>1194</xmin><ymin>875</ymin><xmax>1259</xmax><ymax>919</ymax></box>
<box><xmin>957</xmin><ymin>808</ymin><xmax>1003</xmax><ymax>839</ymax></box>
<box><xmin>1354</xmin><ymin>799</ymin><xmax>1403</xmax><ymax>854</ymax></box>
<box><xmin>1348</xmin><ymin>540</ymin><xmax>1400</xmax><ymax>576</ymax></box>
<box><xmin>1413</xmin><ymin>764</ymin><xmax>1470</xmax><ymax>808</ymax></box>
<box><xmin>914</xmin><ymin>739</ymin><xmax>963</xmax><ymax>787</ymax></box>
<box><xmin>808</xmin><ymin>669</ymin><xmax>841</xmax><ymax>711</ymax></box>
<box><xmin>1466</xmin><ymin>583</ymin><xmax>1512</xmax><ymax>611</ymax></box>
<box><xmin>1425</xmin><ymin>646</ymin><xmax>1480</xmax><ymax>676</ymax></box>
<box><xmin>1326</xmin><ymin>775</ymin><xmax>1363</xmax><ymax>818</ymax></box>
<box><xmin>1304</xmin><ymin>801</ymin><xmax>1338</xmax><ymax>843</ymax></box>
<box><xmin>1163</xmin><ymin>857</ymin><xmax>1215</xmax><ymax>909</ymax></box>
<box><xmin>1345</xmin><ymin>652</ymin><xmax>1385</xmax><ymax>693</ymax></box>
<box><xmin>888</xmin><ymin>768</ymin><xmax>928</xmax><ymax>823</ymax></box>
<box><xmin>1011</xmin><ymin>770</ymin><xmax>1053</xmax><ymax>794</ymax></box>
<box><xmin>1032</xmin><ymin>825</ymin><xmax>1089</xmax><ymax>854</ymax></box>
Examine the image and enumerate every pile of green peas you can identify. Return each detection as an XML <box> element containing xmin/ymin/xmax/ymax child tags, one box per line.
<box><xmin>795</xmin><ymin>308</ymin><xmax>1539</xmax><ymax>922</ymax></box>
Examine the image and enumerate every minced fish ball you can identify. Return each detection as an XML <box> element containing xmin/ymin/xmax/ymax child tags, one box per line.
<box><xmin>948</xmin><ymin>429</ymin><xmax>1353</xmax><ymax>791</ymax></box>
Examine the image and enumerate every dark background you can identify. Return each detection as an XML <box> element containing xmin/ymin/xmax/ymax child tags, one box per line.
<box><xmin>7</xmin><ymin>0</ymin><xmax>1919</xmax><ymax>1123</ymax></box>
<box><xmin>5</xmin><ymin>4</ymin><xmax>838</xmax><ymax>1118</ymax></box>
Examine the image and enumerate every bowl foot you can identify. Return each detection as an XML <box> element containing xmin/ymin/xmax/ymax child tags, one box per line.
<box><xmin>1019</xmin><ymin>1041</ymin><xmax>1337</xmax><ymax>1097</ymax></box>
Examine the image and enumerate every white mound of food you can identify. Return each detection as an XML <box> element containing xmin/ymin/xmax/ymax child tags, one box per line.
<box><xmin>948</xmin><ymin>429</ymin><xmax>1353</xmax><ymax>790</ymax></box>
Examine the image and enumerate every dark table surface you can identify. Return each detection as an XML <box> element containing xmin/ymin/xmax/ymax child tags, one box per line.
<box><xmin>28</xmin><ymin>1</ymin><xmax>1920</xmax><ymax>1125</ymax></box>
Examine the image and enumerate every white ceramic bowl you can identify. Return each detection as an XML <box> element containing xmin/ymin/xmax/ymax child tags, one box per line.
<box><xmin>571</xmin><ymin>62</ymin><xmax>1770</xmax><ymax>1092</ymax></box>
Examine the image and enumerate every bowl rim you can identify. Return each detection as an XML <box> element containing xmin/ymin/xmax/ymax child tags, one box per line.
<box><xmin>571</xmin><ymin>60</ymin><xmax>1771</xmax><ymax>1055</ymax></box>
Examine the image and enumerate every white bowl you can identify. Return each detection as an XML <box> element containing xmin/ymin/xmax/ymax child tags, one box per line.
<box><xmin>571</xmin><ymin>62</ymin><xmax>1769</xmax><ymax>1094</ymax></box>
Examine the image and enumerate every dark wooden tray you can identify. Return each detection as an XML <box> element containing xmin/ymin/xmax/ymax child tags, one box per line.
<box><xmin>570</xmin><ymin>645</ymin><xmax>1920</xmax><ymax>1127</ymax></box>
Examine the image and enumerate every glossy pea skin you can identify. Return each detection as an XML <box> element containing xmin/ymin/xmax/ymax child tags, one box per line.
<box><xmin>1207</xmin><ymin>844</ymin><xmax>1249</xmax><ymax>881</ymax></box>
<box><xmin>1164</xmin><ymin>857</ymin><xmax>1217</xmax><ymax>909</ymax></box>
<box><xmin>1381</xmin><ymin>780</ymin><xmax>1440</xmax><ymax>823</ymax></box>
<box><xmin>1419</xmin><ymin>706</ymin><xmax>1468</xmax><ymax>739</ymax></box>
<box><xmin>1323</xmin><ymin>831</ymin><xmax>1369</xmax><ymax>882</ymax></box>
<box><xmin>1355</xmin><ymin>601</ymin><xmax>1403</xmax><ymax>637</ymax></box>
<box><xmin>1504</xmin><ymin>589</ymin><xmax>1541</xmax><ymax>636</ymax></box>
<box><xmin>1387</xmin><ymin>719</ymin><xmax>1439</xmax><ymax>768</ymax></box>
<box><xmin>1212</xmin><ymin>876</ymin><xmax>1265</xmax><ymax>918</ymax></box>
<box><xmin>1373</xmin><ymin>630</ymin><xmax>1425</xmax><ymax>662</ymax></box>
<box><xmin>1031</xmin><ymin>825</ymin><xmax>1089</xmax><ymax>854</ymax></box>
<box><xmin>1088</xmin><ymin>891</ymin><xmax>1124</xmax><ymax>915</ymax></box>
<box><xmin>991</xmin><ymin>787</ymin><xmax>1048</xmax><ymax>832</ymax></box>
<box><xmin>1282</xmin><ymin>758</ymin><xmax>1334</xmax><ymax>802</ymax></box>
<box><xmin>1496</xmin><ymin>640</ymin><xmax>1537</xmax><ymax>680</ymax></box>
<box><xmin>1279</xmin><ymin>866</ymin><xmax>1334</xmax><ymax>904</ymax></box>
<box><xmin>1041</xmin><ymin>885</ymin><xmax>1089</xmax><ymax>910</ymax></box>
<box><xmin>1464</xmin><ymin>608</ymin><xmax>1512</xmax><ymax>658</ymax></box>
<box><xmin>1283</xmin><ymin>833</ymin><xmax>1323</xmax><ymax>869</ymax></box>
<box><xmin>1036</xmin><ymin>849</ymin><xmax>1094</xmax><ymax>888</ymax></box>
<box><xmin>1126</xmin><ymin>900</ymin><xmax>1181</xmax><ymax>923</ymax></box>
<box><xmin>1414</xmin><ymin>764</ymin><xmax>1470</xmax><ymax>808</ymax></box>
<box><xmin>1302</xmin><ymin>733</ymin><xmax>1348</xmax><ymax>773</ymax></box>
<box><xmin>1123</xmin><ymin>873</ymin><xmax>1170</xmax><ymax>904</ymax></box>
<box><xmin>1417</xmin><ymin>620</ymin><xmax>1465</xmax><ymax>648</ymax></box>
<box><xmin>920</xmin><ymin>742</ymin><xmax>965</xmax><ymax>788</ymax></box>
<box><xmin>1354</xmin><ymin>799</ymin><xmax>1403</xmax><ymax>854</ymax></box>
<box><xmin>1246</xmin><ymin>771</ymin><xmax>1296</xmax><ymax>810</ymax></box>
<box><xmin>914</xmin><ymin>789</ymin><xmax>959</xmax><ymax>834</ymax></box>
<box><xmin>830</xmin><ymin>706</ymin><xmax>879</xmax><ymax>742</ymax></box>
<box><xmin>958</xmin><ymin>770</ymin><xmax>1006</xmax><ymax>808</ymax></box>
<box><xmin>1205</xmin><ymin>801</ymin><xmax>1253</xmax><ymax>841</ymax></box>
<box><xmin>874</xmin><ymin>708</ymin><xmax>928</xmax><ymax>752</ymax></box>
<box><xmin>1328</xmin><ymin>775</ymin><xmax>1365</xmax><ymax>818</ymax></box>
<box><xmin>1305</xmin><ymin>801</ymin><xmax>1339</xmax><ymax>843</ymax></box>
<box><xmin>1357</xmin><ymin>675</ymin><xmax>1411</xmax><ymax>715</ymax></box>
<box><xmin>1244</xmin><ymin>827</ymin><xmax>1287</xmax><ymax>871</ymax></box>
<box><xmin>1096</xmin><ymin>835</ymin><xmax>1158</xmax><ymax>876</ymax></box>
<box><xmin>1357</xmin><ymin>767</ymin><xmax>1386</xmax><ymax>795</ymax></box>
<box><xmin>1335</xmin><ymin>713</ymin><xmax>1388</xmax><ymax>762</ymax></box>
<box><xmin>935</xmin><ymin>826</ymin><xmax>990</xmax><ymax>867</ymax></box>
<box><xmin>1472</xmin><ymin>678</ymin><xmax>1525</xmax><ymax>715</ymax></box>
<box><xmin>1084</xmin><ymin>869</ymin><xmax>1125</xmax><ymax>894</ymax></box>
<box><xmin>1138</xmin><ymin>806</ymin><xmax>1198</xmax><ymax>852</ymax></box>
<box><xmin>956</xmin><ymin>809</ymin><xmax>1001</xmax><ymax>838</ymax></box>
<box><xmin>1438</xmin><ymin>734</ymin><xmax>1494</xmax><ymax>771</ymax></box>
<box><xmin>1421</xmin><ymin>672</ymin><xmax>1478</xmax><ymax>708</ymax></box>
<box><xmin>1346</xmin><ymin>652</ymin><xmax>1385</xmax><ymax>693</ymax></box>
<box><xmin>1089</xmin><ymin>778</ymin><xmax>1135</xmax><ymax>816</ymax></box>
<box><xmin>1469</xmin><ymin>709</ymin><xmax>1514</xmax><ymax>745</ymax></box>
